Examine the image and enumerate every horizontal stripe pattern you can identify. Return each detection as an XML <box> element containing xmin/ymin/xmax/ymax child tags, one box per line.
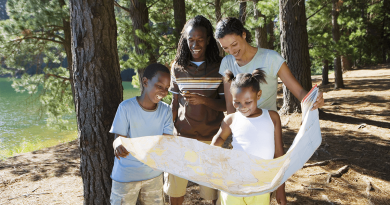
<box><xmin>174</xmin><ymin>77</ymin><xmax>222</xmax><ymax>91</ymax></box>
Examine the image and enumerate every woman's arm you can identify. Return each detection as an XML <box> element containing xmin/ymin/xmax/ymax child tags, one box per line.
<box><xmin>211</xmin><ymin>115</ymin><xmax>233</xmax><ymax>147</ymax></box>
<box><xmin>182</xmin><ymin>92</ymin><xmax>226</xmax><ymax>112</ymax></box>
<box><xmin>223</xmin><ymin>81</ymin><xmax>236</xmax><ymax>114</ymax></box>
<box><xmin>269</xmin><ymin>111</ymin><xmax>287</xmax><ymax>205</ymax></box>
<box><xmin>278</xmin><ymin>62</ymin><xmax>324</xmax><ymax>110</ymax></box>
<box><xmin>171</xmin><ymin>93</ymin><xmax>179</xmax><ymax>123</ymax></box>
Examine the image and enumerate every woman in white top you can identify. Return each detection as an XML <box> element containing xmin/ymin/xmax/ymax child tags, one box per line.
<box><xmin>215</xmin><ymin>17</ymin><xmax>324</xmax><ymax>114</ymax></box>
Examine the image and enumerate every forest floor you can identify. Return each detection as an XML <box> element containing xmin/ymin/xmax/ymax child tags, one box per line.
<box><xmin>1</xmin><ymin>64</ymin><xmax>389</xmax><ymax>205</ymax></box>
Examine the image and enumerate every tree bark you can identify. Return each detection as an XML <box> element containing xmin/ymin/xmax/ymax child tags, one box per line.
<box><xmin>322</xmin><ymin>59</ymin><xmax>329</xmax><ymax>85</ymax></box>
<box><xmin>279</xmin><ymin>0</ymin><xmax>312</xmax><ymax>113</ymax></box>
<box><xmin>267</xmin><ymin>21</ymin><xmax>275</xmax><ymax>50</ymax></box>
<box><xmin>341</xmin><ymin>55</ymin><xmax>351</xmax><ymax>72</ymax></box>
<box><xmin>173</xmin><ymin>0</ymin><xmax>186</xmax><ymax>44</ymax></box>
<box><xmin>59</xmin><ymin>0</ymin><xmax>76</xmax><ymax>111</ymax></box>
<box><xmin>69</xmin><ymin>0</ymin><xmax>123</xmax><ymax>204</ymax></box>
<box><xmin>239</xmin><ymin>1</ymin><xmax>247</xmax><ymax>25</ymax></box>
<box><xmin>215</xmin><ymin>0</ymin><xmax>225</xmax><ymax>57</ymax></box>
<box><xmin>332</xmin><ymin>0</ymin><xmax>344</xmax><ymax>89</ymax></box>
<box><xmin>253</xmin><ymin>0</ymin><xmax>268</xmax><ymax>48</ymax></box>
<box><xmin>129</xmin><ymin>0</ymin><xmax>156</xmax><ymax>92</ymax></box>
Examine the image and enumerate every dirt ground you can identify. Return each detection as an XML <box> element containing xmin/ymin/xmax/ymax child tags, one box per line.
<box><xmin>1</xmin><ymin>64</ymin><xmax>389</xmax><ymax>205</ymax></box>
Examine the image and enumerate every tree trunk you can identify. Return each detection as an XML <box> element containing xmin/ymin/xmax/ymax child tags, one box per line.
<box><xmin>279</xmin><ymin>0</ymin><xmax>312</xmax><ymax>113</ymax></box>
<box><xmin>267</xmin><ymin>21</ymin><xmax>275</xmax><ymax>50</ymax></box>
<box><xmin>322</xmin><ymin>59</ymin><xmax>329</xmax><ymax>85</ymax></box>
<box><xmin>215</xmin><ymin>0</ymin><xmax>225</xmax><ymax>57</ymax></box>
<box><xmin>239</xmin><ymin>1</ymin><xmax>247</xmax><ymax>25</ymax></box>
<box><xmin>69</xmin><ymin>0</ymin><xmax>123</xmax><ymax>204</ymax></box>
<box><xmin>253</xmin><ymin>0</ymin><xmax>268</xmax><ymax>48</ymax></box>
<box><xmin>129</xmin><ymin>0</ymin><xmax>156</xmax><ymax>92</ymax></box>
<box><xmin>332</xmin><ymin>0</ymin><xmax>344</xmax><ymax>89</ymax></box>
<box><xmin>173</xmin><ymin>0</ymin><xmax>186</xmax><ymax>44</ymax></box>
<box><xmin>341</xmin><ymin>55</ymin><xmax>351</xmax><ymax>72</ymax></box>
<box><xmin>59</xmin><ymin>0</ymin><xmax>76</xmax><ymax>111</ymax></box>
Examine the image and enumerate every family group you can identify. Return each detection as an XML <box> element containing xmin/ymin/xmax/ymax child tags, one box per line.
<box><xmin>109</xmin><ymin>15</ymin><xmax>324</xmax><ymax>205</ymax></box>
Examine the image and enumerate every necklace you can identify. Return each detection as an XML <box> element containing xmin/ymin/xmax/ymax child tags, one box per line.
<box><xmin>136</xmin><ymin>96</ymin><xmax>158</xmax><ymax>112</ymax></box>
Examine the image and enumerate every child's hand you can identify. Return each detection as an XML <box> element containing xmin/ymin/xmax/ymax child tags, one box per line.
<box><xmin>276</xmin><ymin>184</ymin><xmax>287</xmax><ymax>205</ymax></box>
<box><xmin>114</xmin><ymin>145</ymin><xmax>129</xmax><ymax>160</ymax></box>
<box><xmin>311</xmin><ymin>91</ymin><xmax>324</xmax><ymax>111</ymax></box>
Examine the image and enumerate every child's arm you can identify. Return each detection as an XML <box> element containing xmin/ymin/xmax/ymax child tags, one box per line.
<box><xmin>269</xmin><ymin>111</ymin><xmax>287</xmax><ymax>205</ymax></box>
<box><xmin>211</xmin><ymin>114</ymin><xmax>233</xmax><ymax>147</ymax></box>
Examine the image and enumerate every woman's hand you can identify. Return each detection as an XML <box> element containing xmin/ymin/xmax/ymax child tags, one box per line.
<box><xmin>182</xmin><ymin>92</ymin><xmax>206</xmax><ymax>105</ymax></box>
<box><xmin>311</xmin><ymin>91</ymin><xmax>324</xmax><ymax>111</ymax></box>
<box><xmin>114</xmin><ymin>145</ymin><xmax>129</xmax><ymax>160</ymax></box>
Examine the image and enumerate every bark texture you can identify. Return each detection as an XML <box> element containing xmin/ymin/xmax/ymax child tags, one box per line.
<box><xmin>279</xmin><ymin>0</ymin><xmax>312</xmax><ymax>113</ymax></box>
<box><xmin>215</xmin><ymin>0</ymin><xmax>225</xmax><ymax>57</ymax></box>
<box><xmin>332</xmin><ymin>0</ymin><xmax>344</xmax><ymax>88</ymax></box>
<box><xmin>322</xmin><ymin>59</ymin><xmax>329</xmax><ymax>85</ymax></box>
<box><xmin>239</xmin><ymin>1</ymin><xmax>247</xmax><ymax>25</ymax></box>
<box><xmin>69</xmin><ymin>0</ymin><xmax>123</xmax><ymax>204</ymax></box>
<box><xmin>173</xmin><ymin>0</ymin><xmax>186</xmax><ymax>43</ymax></box>
<box><xmin>129</xmin><ymin>0</ymin><xmax>156</xmax><ymax>91</ymax></box>
<box><xmin>253</xmin><ymin>0</ymin><xmax>268</xmax><ymax>48</ymax></box>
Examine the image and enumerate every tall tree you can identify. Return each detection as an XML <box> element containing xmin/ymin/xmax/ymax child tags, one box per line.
<box><xmin>173</xmin><ymin>0</ymin><xmax>186</xmax><ymax>44</ymax></box>
<box><xmin>332</xmin><ymin>0</ymin><xmax>344</xmax><ymax>88</ymax></box>
<box><xmin>69</xmin><ymin>0</ymin><xmax>123</xmax><ymax>204</ymax></box>
<box><xmin>239</xmin><ymin>1</ymin><xmax>247</xmax><ymax>24</ymax></box>
<box><xmin>253</xmin><ymin>0</ymin><xmax>268</xmax><ymax>48</ymax></box>
<box><xmin>279</xmin><ymin>0</ymin><xmax>312</xmax><ymax>113</ymax></box>
<box><xmin>0</xmin><ymin>0</ymin><xmax>74</xmax><ymax>128</ymax></box>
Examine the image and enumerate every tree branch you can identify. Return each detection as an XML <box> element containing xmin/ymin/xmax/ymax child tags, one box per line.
<box><xmin>147</xmin><ymin>0</ymin><xmax>159</xmax><ymax>9</ymax></box>
<box><xmin>11</xmin><ymin>36</ymin><xmax>63</xmax><ymax>44</ymax></box>
<box><xmin>114</xmin><ymin>1</ymin><xmax>131</xmax><ymax>13</ymax></box>
<box><xmin>307</xmin><ymin>1</ymin><xmax>331</xmax><ymax>21</ymax></box>
<box><xmin>45</xmin><ymin>73</ymin><xmax>70</xmax><ymax>81</ymax></box>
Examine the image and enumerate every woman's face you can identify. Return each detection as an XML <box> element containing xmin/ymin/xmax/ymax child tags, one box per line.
<box><xmin>186</xmin><ymin>26</ymin><xmax>210</xmax><ymax>62</ymax></box>
<box><xmin>218</xmin><ymin>32</ymin><xmax>247</xmax><ymax>60</ymax></box>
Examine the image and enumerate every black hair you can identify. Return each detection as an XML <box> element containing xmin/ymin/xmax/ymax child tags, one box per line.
<box><xmin>174</xmin><ymin>15</ymin><xmax>221</xmax><ymax>67</ymax></box>
<box><xmin>215</xmin><ymin>17</ymin><xmax>253</xmax><ymax>44</ymax></box>
<box><xmin>143</xmin><ymin>63</ymin><xmax>170</xmax><ymax>80</ymax></box>
<box><xmin>224</xmin><ymin>68</ymin><xmax>267</xmax><ymax>93</ymax></box>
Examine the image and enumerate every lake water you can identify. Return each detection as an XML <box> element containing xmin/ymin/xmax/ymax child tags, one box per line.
<box><xmin>0</xmin><ymin>78</ymin><xmax>139</xmax><ymax>159</ymax></box>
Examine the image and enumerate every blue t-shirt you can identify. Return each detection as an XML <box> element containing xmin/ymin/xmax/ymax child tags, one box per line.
<box><xmin>109</xmin><ymin>97</ymin><xmax>173</xmax><ymax>182</ymax></box>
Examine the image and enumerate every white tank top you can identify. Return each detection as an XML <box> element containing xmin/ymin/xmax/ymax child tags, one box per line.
<box><xmin>230</xmin><ymin>109</ymin><xmax>275</xmax><ymax>160</ymax></box>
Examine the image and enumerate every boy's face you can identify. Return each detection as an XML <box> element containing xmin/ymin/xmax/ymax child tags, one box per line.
<box><xmin>231</xmin><ymin>87</ymin><xmax>261</xmax><ymax>117</ymax></box>
<box><xmin>143</xmin><ymin>71</ymin><xmax>170</xmax><ymax>104</ymax></box>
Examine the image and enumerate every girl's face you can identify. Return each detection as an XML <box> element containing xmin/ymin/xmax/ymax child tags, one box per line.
<box><xmin>218</xmin><ymin>32</ymin><xmax>248</xmax><ymax>60</ymax></box>
<box><xmin>231</xmin><ymin>86</ymin><xmax>262</xmax><ymax>117</ymax></box>
<box><xmin>186</xmin><ymin>26</ymin><xmax>210</xmax><ymax>62</ymax></box>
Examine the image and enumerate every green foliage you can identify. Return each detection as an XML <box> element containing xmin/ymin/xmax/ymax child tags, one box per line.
<box><xmin>0</xmin><ymin>0</ymin><xmax>73</xmax><ymax>128</ymax></box>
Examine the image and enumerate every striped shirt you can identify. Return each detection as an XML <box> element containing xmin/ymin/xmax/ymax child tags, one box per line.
<box><xmin>169</xmin><ymin>61</ymin><xmax>224</xmax><ymax>141</ymax></box>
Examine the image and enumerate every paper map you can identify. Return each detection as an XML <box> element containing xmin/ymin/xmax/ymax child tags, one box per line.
<box><xmin>113</xmin><ymin>87</ymin><xmax>322</xmax><ymax>197</ymax></box>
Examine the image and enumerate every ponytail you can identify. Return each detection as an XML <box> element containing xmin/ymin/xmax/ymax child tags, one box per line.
<box><xmin>224</xmin><ymin>68</ymin><xmax>267</xmax><ymax>92</ymax></box>
<box><xmin>224</xmin><ymin>70</ymin><xmax>235</xmax><ymax>83</ymax></box>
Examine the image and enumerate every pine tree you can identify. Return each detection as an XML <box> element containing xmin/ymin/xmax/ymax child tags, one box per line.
<box><xmin>0</xmin><ymin>0</ymin><xmax>74</xmax><ymax>129</ymax></box>
<box><xmin>69</xmin><ymin>0</ymin><xmax>123</xmax><ymax>203</ymax></box>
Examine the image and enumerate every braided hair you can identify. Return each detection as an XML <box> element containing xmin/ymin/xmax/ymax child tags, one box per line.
<box><xmin>224</xmin><ymin>68</ymin><xmax>267</xmax><ymax>93</ymax></box>
<box><xmin>174</xmin><ymin>15</ymin><xmax>221</xmax><ymax>67</ymax></box>
<box><xmin>215</xmin><ymin>17</ymin><xmax>253</xmax><ymax>43</ymax></box>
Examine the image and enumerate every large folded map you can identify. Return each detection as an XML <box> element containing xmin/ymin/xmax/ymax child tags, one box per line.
<box><xmin>113</xmin><ymin>87</ymin><xmax>322</xmax><ymax>197</ymax></box>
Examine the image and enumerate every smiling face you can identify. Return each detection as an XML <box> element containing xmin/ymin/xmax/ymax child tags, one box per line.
<box><xmin>142</xmin><ymin>71</ymin><xmax>170</xmax><ymax>104</ymax></box>
<box><xmin>218</xmin><ymin>32</ymin><xmax>248</xmax><ymax>61</ymax></box>
<box><xmin>231</xmin><ymin>86</ymin><xmax>262</xmax><ymax>117</ymax></box>
<box><xmin>186</xmin><ymin>26</ymin><xmax>210</xmax><ymax>62</ymax></box>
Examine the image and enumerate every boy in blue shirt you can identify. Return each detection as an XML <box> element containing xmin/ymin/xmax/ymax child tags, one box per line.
<box><xmin>109</xmin><ymin>63</ymin><xmax>173</xmax><ymax>205</ymax></box>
